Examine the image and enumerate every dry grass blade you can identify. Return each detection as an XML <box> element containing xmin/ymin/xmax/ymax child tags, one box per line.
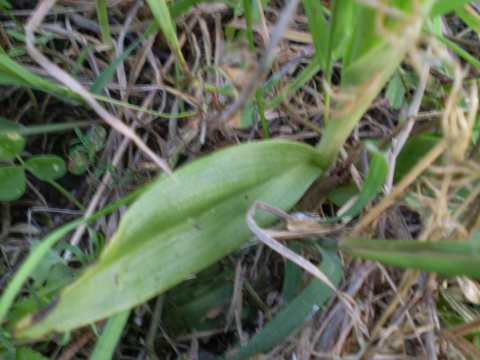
<box><xmin>246</xmin><ymin>201</ymin><xmax>338</xmax><ymax>291</ymax></box>
<box><xmin>24</xmin><ymin>0</ymin><xmax>172</xmax><ymax>175</ymax></box>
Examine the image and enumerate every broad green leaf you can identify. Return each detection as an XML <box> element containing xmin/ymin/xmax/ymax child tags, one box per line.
<box><xmin>327</xmin><ymin>183</ymin><xmax>358</xmax><ymax>208</ymax></box>
<box><xmin>395</xmin><ymin>135</ymin><xmax>441</xmax><ymax>180</ymax></box>
<box><xmin>0</xmin><ymin>131</ymin><xmax>24</xmax><ymax>160</ymax></box>
<box><xmin>431</xmin><ymin>0</ymin><xmax>472</xmax><ymax>16</ymax></box>
<box><xmin>386</xmin><ymin>74</ymin><xmax>406</xmax><ymax>110</ymax></box>
<box><xmin>15</xmin><ymin>347</ymin><xmax>49</xmax><ymax>360</ymax></box>
<box><xmin>0</xmin><ymin>165</ymin><xmax>25</xmax><ymax>201</ymax></box>
<box><xmin>341</xmin><ymin>144</ymin><xmax>388</xmax><ymax>218</ymax></box>
<box><xmin>340</xmin><ymin>238</ymin><xmax>480</xmax><ymax>279</ymax></box>
<box><xmin>25</xmin><ymin>156</ymin><xmax>66</xmax><ymax>181</ymax></box>
<box><xmin>163</xmin><ymin>265</ymin><xmax>234</xmax><ymax>334</ymax></box>
<box><xmin>0</xmin><ymin>117</ymin><xmax>23</xmax><ymax>132</ymax></box>
<box><xmin>228</xmin><ymin>247</ymin><xmax>342</xmax><ymax>360</ymax></box>
<box><xmin>0</xmin><ymin>0</ymin><xmax>12</xmax><ymax>9</ymax></box>
<box><xmin>14</xmin><ymin>140</ymin><xmax>324</xmax><ymax>339</ymax></box>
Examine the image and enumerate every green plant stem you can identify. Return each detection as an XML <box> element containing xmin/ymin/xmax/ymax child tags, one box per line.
<box><xmin>95</xmin><ymin>0</ymin><xmax>112</xmax><ymax>45</ymax></box>
<box><xmin>243</xmin><ymin>0</ymin><xmax>270</xmax><ymax>137</ymax></box>
<box><xmin>90</xmin><ymin>310</ymin><xmax>130</xmax><ymax>360</ymax></box>
<box><xmin>18</xmin><ymin>120</ymin><xmax>93</xmax><ymax>136</ymax></box>
<box><xmin>434</xmin><ymin>34</ymin><xmax>480</xmax><ymax>70</ymax></box>
<box><xmin>322</xmin><ymin>0</ymin><xmax>340</xmax><ymax>127</ymax></box>
<box><xmin>243</xmin><ymin>0</ymin><xmax>255</xmax><ymax>52</ymax></box>
<box><xmin>0</xmin><ymin>186</ymin><xmax>145</xmax><ymax>324</ymax></box>
<box><xmin>47</xmin><ymin>180</ymin><xmax>85</xmax><ymax>211</ymax></box>
<box><xmin>255</xmin><ymin>90</ymin><xmax>270</xmax><ymax>138</ymax></box>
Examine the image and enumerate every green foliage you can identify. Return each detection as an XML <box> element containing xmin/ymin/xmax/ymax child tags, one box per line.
<box><xmin>68</xmin><ymin>126</ymin><xmax>107</xmax><ymax>175</ymax></box>
<box><xmin>0</xmin><ymin>166</ymin><xmax>25</xmax><ymax>201</ymax></box>
<box><xmin>228</xmin><ymin>247</ymin><xmax>342</xmax><ymax>359</ymax></box>
<box><xmin>15</xmin><ymin>347</ymin><xmax>49</xmax><ymax>360</ymax></box>
<box><xmin>146</xmin><ymin>0</ymin><xmax>189</xmax><ymax>78</ymax></box>
<box><xmin>431</xmin><ymin>0</ymin><xmax>473</xmax><ymax>16</ymax></box>
<box><xmin>340</xmin><ymin>237</ymin><xmax>480</xmax><ymax>279</ymax></box>
<box><xmin>163</xmin><ymin>265</ymin><xmax>235</xmax><ymax>334</ymax></box>
<box><xmin>13</xmin><ymin>141</ymin><xmax>324</xmax><ymax>339</ymax></box>
<box><xmin>395</xmin><ymin>135</ymin><xmax>441</xmax><ymax>180</ymax></box>
<box><xmin>25</xmin><ymin>156</ymin><xmax>66</xmax><ymax>181</ymax></box>
<box><xmin>302</xmin><ymin>0</ymin><xmax>328</xmax><ymax>69</ymax></box>
<box><xmin>386</xmin><ymin>74</ymin><xmax>406</xmax><ymax>110</ymax></box>
<box><xmin>341</xmin><ymin>144</ymin><xmax>388</xmax><ymax>218</ymax></box>
<box><xmin>5</xmin><ymin>0</ymin><xmax>443</xmax><ymax>347</ymax></box>
<box><xmin>0</xmin><ymin>131</ymin><xmax>24</xmax><ymax>160</ymax></box>
<box><xmin>90</xmin><ymin>310</ymin><xmax>130</xmax><ymax>360</ymax></box>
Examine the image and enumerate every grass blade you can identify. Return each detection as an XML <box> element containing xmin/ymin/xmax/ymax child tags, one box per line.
<box><xmin>0</xmin><ymin>188</ymin><xmax>144</xmax><ymax>325</ymax></box>
<box><xmin>302</xmin><ymin>0</ymin><xmax>328</xmax><ymax>69</ymax></box>
<box><xmin>339</xmin><ymin>237</ymin><xmax>480</xmax><ymax>279</ymax></box>
<box><xmin>0</xmin><ymin>54</ymin><xmax>78</xmax><ymax>101</ymax></box>
<box><xmin>145</xmin><ymin>0</ymin><xmax>190</xmax><ymax>79</ymax></box>
<box><xmin>90</xmin><ymin>310</ymin><xmax>130</xmax><ymax>360</ymax></box>
<box><xmin>341</xmin><ymin>144</ymin><xmax>388</xmax><ymax>218</ymax></box>
<box><xmin>316</xmin><ymin>0</ymin><xmax>436</xmax><ymax>167</ymax></box>
<box><xmin>434</xmin><ymin>34</ymin><xmax>480</xmax><ymax>71</ymax></box>
<box><xmin>228</xmin><ymin>247</ymin><xmax>342</xmax><ymax>360</ymax></box>
<box><xmin>431</xmin><ymin>0</ymin><xmax>473</xmax><ymax>16</ymax></box>
<box><xmin>95</xmin><ymin>0</ymin><xmax>112</xmax><ymax>45</ymax></box>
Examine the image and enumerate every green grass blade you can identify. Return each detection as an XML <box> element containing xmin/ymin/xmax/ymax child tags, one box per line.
<box><xmin>434</xmin><ymin>34</ymin><xmax>480</xmax><ymax>71</ymax></box>
<box><xmin>0</xmin><ymin>219</ymin><xmax>83</xmax><ymax>324</ymax></box>
<box><xmin>431</xmin><ymin>0</ymin><xmax>473</xmax><ymax>16</ymax></box>
<box><xmin>340</xmin><ymin>238</ymin><xmax>480</xmax><ymax>279</ymax></box>
<box><xmin>316</xmin><ymin>0</ymin><xmax>436</xmax><ymax>167</ymax></box>
<box><xmin>0</xmin><ymin>54</ymin><xmax>79</xmax><ymax>101</ymax></box>
<box><xmin>146</xmin><ymin>0</ymin><xmax>190</xmax><ymax>79</ymax></box>
<box><xmin>243</xmin><ymin>0</ymin><xmax>269</xmax><ymax>137</ymax></box>
<box><xmin>328</xmin><ymin>0</ymin><xmax>355</xmax><ymax>61</ymax></box>
<box><xmin>0</xmin><ymin>188</ymin><xmax>144</xmax><ymax>325</ymax></box>
<box><xmin>267</xmin><ymin>61</ymin><xmax>322</xmax><ymax>109</ymax></box>
<box><xmin>95</xmin><ymin>0</ymin><xmax>112</xmax><ymax>45</ymax></box>
<box><xmin>90</xmin><ymin>36</ymin><xmax>144</xmax><ymax>95</ymax></box>
<box><xmin>280</xmin><ymin>243</ymin><xmax>302</xmax><ymax>304</ymax></box>
<box><xmin>90</xmin><ymin>310</ymin><xmax>130</xmax><ymax>360</ymax></box>
<box><xmin>302</xmin><ymin>0</ymin><xmax>328</xmax><ymax>69</ymax></box>
<box><xmin>341</xmin><ymin>144</ymin><xmax>388</xmax><ymax>218</ymax></box>
<box><xmin>455</xmin><ymin>6</ymin><xmax>480</xmax><ymax>34</ymax></box>
<box><xmin>228</xmin><ymin>247</ymin><xmax>343</xmax><ymax>360</ymax></box>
